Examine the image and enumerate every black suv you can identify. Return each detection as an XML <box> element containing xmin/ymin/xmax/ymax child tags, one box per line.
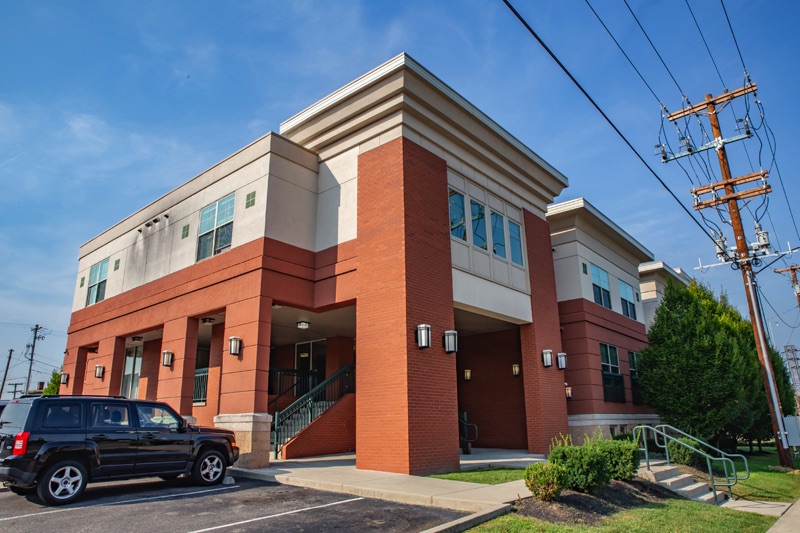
<box><xmin>0</xmin><ymin>395</ymin><xmax>239</xmax><ymax>505</ymax></box>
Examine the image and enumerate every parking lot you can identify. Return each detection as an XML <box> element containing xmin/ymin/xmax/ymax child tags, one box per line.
<box><xmin>0</xmin><ymin>477</ymin><xmax>466</xmax><ymax>533</ymax></box>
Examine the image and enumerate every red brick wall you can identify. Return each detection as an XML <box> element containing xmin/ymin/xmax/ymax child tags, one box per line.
<box><xmin>281</xmin><ymin>393</ymin><xmax>356</xmax><ymax>459</ymax></box>
<box><xmin>456</xmin><ymin>329</ymin><xmax>527</xmax><ymax>449</ymax></box>
<box><xmin>558</xmin><ymin>298</ymin><xmax>651</xmax><ymax>416</ymax></box>
<box><xmin>326</xmin><ymin>336</ymin><xmax>354</xmax><ymax>376</ymax></box>
<box><xmin>356</xmin><ymin>137</ymin><xmax>459</xmax><ymax>475</ymax></box>
<box><xmin>139</xmin><ymin>339</ymin><xmax>161</xmax><ymax>400</ymax></box>
<box><xmin>520</xmin><ymin>210</ymin><xmax>570</xmax><ymax>453</ymax></box>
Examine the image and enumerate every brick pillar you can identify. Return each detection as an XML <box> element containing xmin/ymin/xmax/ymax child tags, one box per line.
<box><xmin>216</xmin><ymin>294</ymin><xmax>272</xmax><ymax>469</ymax></box>
<box><xmin>61</xmin><ymin>345</ymin><xmax>88</xmax><ymax>395</ymax></box>
<box><xmin>158</xmin><ymin>317</ymin><xmax>199</xmax><ymax>415</ymax></box>
<box><xmin>84</xmin><ymin>336</ymin><xmax>126</xmax><ymax>396</ymax></box>
<box><xmin>139</xmin><ymin>339</ymin><xmax>161</xmax><ymax>400</ymax></box>
<box><xmin>357</xmin><ymin>137</ymin><xmax>459</xmax><ymax>475</ymax></box>
<box><xmin>520</xmin><ymin>210</ymin><xmax>569</xmax><ymax>453</ymax></box>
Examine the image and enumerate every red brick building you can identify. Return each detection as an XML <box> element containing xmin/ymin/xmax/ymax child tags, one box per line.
<box><xmin>62</xmin><ymin>54</ymin><xmax>593</xmax><ymax>474</ymax></box>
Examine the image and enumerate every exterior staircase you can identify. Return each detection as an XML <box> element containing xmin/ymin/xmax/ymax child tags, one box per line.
<box><xmin>638</xmin><ymin>463</ymin><xmax>727</xmax><ymax>505</ymax></box>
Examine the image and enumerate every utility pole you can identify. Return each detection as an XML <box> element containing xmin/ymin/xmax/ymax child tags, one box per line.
<box><xmin>0</xmin><ymin>349</ymin><xmax>13</xmax><ymax>398</ymax></box>
<box><xmin>774</xmin><ymin>265</ymin><xmax>800</xmax><ymax>309</ymax></box>
<box><xmin>25</xmin><ymin>324</ymin><xmax>45</xmax><ymax>394</ymax></box>
<box><xmin>9</xmin><ymin>382</ymin><xmax>23</xmax><ymax>399</ymax></box>
<box><xmin>666</xmin><ymin>84</ymin><xmax>794</xmax><ymax>468</ymax></box>
<box><xmin>785</xmin><ymin>345</ymin><xmax>800</xmax><ymax>411</ymax></box>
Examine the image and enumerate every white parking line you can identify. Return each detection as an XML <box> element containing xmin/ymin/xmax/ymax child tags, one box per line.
<box><xmin>0</xmin><ymin>485</ymin><xmax>237</xmax><ymax>521</ymax></box>
<box><xmin>189</xmin><ymin>496</ymin><xmax>365</xmax><ymax>533</ymax></box>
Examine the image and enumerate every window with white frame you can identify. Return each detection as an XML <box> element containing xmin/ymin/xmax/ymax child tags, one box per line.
<box><xmin>590</xmin><ymin>264</ymin><xmax>612</xmax><ymax>309</ymax></box>
<box><xmin>449</xmin><ymin>189</ymin><xmax>467</xmax><ymax>240</ymax></box>
<box><xmin>509</xmin><ymin>220</ymin><xmax>523</xmax><ymax>266</ymax></box>
<box><xmin>470</xmin><ymin>199</ymin><xmax>487</xmax><ymax>250</ymax></box>
<box><xmin>600</xmin><ymin>343</ymin><xmax>625</xmax><ymax>402</ymax></box>
<box><xmin>619</xmin><ymin>280</ymin><xmax>637</xmax><ymax>319</ymax></box>
<box><xmin>197</xmin><ymin>193</ymin><xmax>235</xmax><ymax>262</ymax></box>
<box><xmin>491</xmin><ymin>211</ymin><xmax>506</xmax><ymax>258</ymax></box>
<box><xmin>86</xmin><ymin>258</ymin><xmax>109</xmax><ymax>307</ymax></box>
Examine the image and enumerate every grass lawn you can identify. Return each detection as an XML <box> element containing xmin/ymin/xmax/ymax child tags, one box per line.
<box><xmin>430</xmin><ymin>467</ymin><xmax>527</xmax><ymax>485</ymax></box>
<box><xmin>472</xmin><ymin>499</ymin><xmax>777</xmax><ymax>533</ymax></box>
<box><xmin>687</xmin><ymin>446</ymin><xmax>800</xmax><ymax>502</ymax></box>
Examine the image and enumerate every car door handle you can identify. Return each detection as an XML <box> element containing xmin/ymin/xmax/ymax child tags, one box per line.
<box><xmin>91</xmin><ymin>435</ymin><xmax>108</xmax><ymax>441</ymax></box>
<box><xmin>141</xmin><ymin>433</ymin><xmax>156</xmax><ymax>439</ymax></box>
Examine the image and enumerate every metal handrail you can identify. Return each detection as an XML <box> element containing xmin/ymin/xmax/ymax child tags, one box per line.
<box><xmin>458</xmin><ymin>415</ymin><xmax>478</xmax><ymax>454</ymax></box>
<box><xmin>267</xmin><ymin>368</ymin><xmax>321</xmax><ymax>412</ymax></box>
<box><xmin>634</xmin><ymin>424</ymin><xmax>750</xmax><ymax>503</ymax></box>
<box><xmin>193</xmin><ymin>368</ymin><xmax>209</xmax><ymax>402</ymax></box>
<box><xmin>273</xmin><ymin>364</ymin><xmax>355</xmax><ymax>459</ymax></box>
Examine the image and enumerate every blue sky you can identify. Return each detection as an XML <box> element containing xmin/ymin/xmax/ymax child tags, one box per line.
<box><xmin>1</xmin><ymin>1</ymin><xmax>798</xmax><ymax>396</ymax></box>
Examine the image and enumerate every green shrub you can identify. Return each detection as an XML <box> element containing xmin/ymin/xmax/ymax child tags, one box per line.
<box><xmin>596</xmin><ymin>438</ymin><xmax>641</xmax><ymax>481</ymax></box>
<box><xmin>668</xmin><ymin>436</ymin><xmax>704</xmax><ymax>467</ymax></box>
<box><xmin>548</xmin><ymin>439</ymin><xmax>610</xmax><ymax>493</ymax></box>
<box><xmin>612</xmin><ymin>432</ymin><xmax>634</xmax><ymax>441</ymax></box>
<box><xmin>524</xmin><ymin>462</ymin><xmax>566</xmax><ymax>502</ymax></box>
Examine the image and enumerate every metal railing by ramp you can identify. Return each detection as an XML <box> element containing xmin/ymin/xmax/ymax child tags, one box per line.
<box><xmin>273</xmin><ymin>364</ymin><xmax>355</xmax><ymax>459</ymax></box>
<box><xmin>634</xmin><ymin>424</ymin><xmax>750</xmax><ymax>503</ymax></box>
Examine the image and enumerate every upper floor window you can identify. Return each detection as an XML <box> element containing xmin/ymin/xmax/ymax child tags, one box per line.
<box><xmin>600</xmin><ymin>343</ymin><xmax>625</xmax><ymax>402</ymax></box>
<box><xmin>449</xmin><ymin>189</ymin><xmax>467</xmax><ymax>240</ymax></box>
<box><xmin>509</xmin><ymin>221</ymin><xmax>523</xmax><ymax>266</ymax></box>
<box><xmin>491</xmin><ymin>212</ymin><xmax>506</xmax><ymax>259</ymax></box>
<box><xmin>470</xmin><ymin>200</ymin><xmax>487</xmax><ymax>250</ymax></box>
<box><xmin>86</xmin><ymin>258</ymin><xmax>109</xmax><ymax>306</ymax></box>
<box><xmin>619</xmin><ymin>280</ymin><xmax>637</xmax><ymax>319</ymax></box>
<box><xmin>590</xmin><ymin>264</ymin><xmax>612</xmax><ymax>309</ymax></box>
<box><xmin>197</xmin><ymin>193</ymin><xmax>235</xmax><ymax>262</ymax></box>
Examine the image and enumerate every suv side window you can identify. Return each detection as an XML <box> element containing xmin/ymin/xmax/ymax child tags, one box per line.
<box><xmin>136</xmin><ymin>404</ymin><xmax>180</xmax><ymax>429</ymax></box>
<box><xmin>42</xmin><ymin>402</ymin><xmax>83</xmax><ymax>429</ymax></box>
<box><xmin>90</xmin><ymin>403</ymin><xmax>131</xmax><ymax>428</ymax></box>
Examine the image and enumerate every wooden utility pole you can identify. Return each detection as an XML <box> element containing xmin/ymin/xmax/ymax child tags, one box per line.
<box><xmin>25</xmin><ymin>324</ymin><xmax>44</xmax><ymax>394</ymax></box>
<box><xmin>0</xmin><ymin>349</ymin><xmax>12</xmax><ymax>398</ymax></box>
<box><xmin>774</xmin><ymin>265</ymin><xmax>800</xmax><ymax>309</ymax></box>
<box><xmin>667</xmin><ymin>85</ymin><xmax>794</xmax><ymax>468</ymax></box>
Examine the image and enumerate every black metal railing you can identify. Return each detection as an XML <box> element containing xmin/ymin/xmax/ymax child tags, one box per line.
<box><xmin>458</xmin><ymin>411</ymin><xmax>478</xmax><ymax>454</ymax></box>
<box><xmin>268</xmin><ymin>368</ymin><xmax>322</xmax><ymax>412</ymax></box>
<box><xmin>193</xmin><ymin>368</ymin><xmax>209</xmax><ymax>402</ymax></box>
<box><xmin>273</xmin><ymin>364</ymin><xmax>355</xmax><ymax>459</ymax></box>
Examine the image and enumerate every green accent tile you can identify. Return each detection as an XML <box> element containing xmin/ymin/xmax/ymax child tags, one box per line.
<box><xmin>182</xmin><ymin>224</ymin><xmax>190</xmax><ymax>239</ymax></box>
<box><xmin>79</xmin><ymin>277</ymin><xmax>85</xmax><ymax>288</ymax></box>
<box><xmin>582</xmin><ymin>263</ymin><xmax>588</xmax><ymax>275</ymax></box>
<box><xmin>114</xmin><ymin>259</ymin><xmax>120</xmax><ymax>271</ymax></box>
<box><xmin>246</xmin><ymin>191</ymin><xmax>256</xmax><ymax>208</ymax></box>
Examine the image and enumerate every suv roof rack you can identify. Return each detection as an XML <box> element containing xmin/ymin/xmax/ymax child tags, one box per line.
<box><xmin>20</xmin><ymin>394</ymin><xmax>129</xmax><ymax>399</ymax></box>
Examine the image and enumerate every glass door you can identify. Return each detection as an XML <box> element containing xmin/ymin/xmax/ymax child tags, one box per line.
<box><xmin>120</xmin><ymin>346</ymin><xmax>142</xmax><ymax>399</ymax></box>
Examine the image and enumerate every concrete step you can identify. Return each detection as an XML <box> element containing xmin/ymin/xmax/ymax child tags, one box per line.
<box><xmin>639</xmin><ymin>465</ymin><xmax>682</xmax><ymax>482</ymax></box>
<box><xmin>662</xmin><ymin>473</ymin><xmax>695</xmax><ymax>490</ymax></box>
<box><xmin>676</xmin><ymin>481</ymin><xmax>712</xmax><ymax>500</ymax></box>
<box><xmin>696</xmin><ymin>490</ymin><xmax>727</xmax><ymax>505</ymax></box>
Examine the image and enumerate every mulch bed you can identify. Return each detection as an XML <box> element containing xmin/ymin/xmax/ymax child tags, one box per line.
<box><xmin>515</xmin><ymin>478</ymin><xmax>680</xmax><ymax>527</ymax></box>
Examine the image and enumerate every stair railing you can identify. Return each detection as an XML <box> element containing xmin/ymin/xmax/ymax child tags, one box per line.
<box><xmin>634</xmin><ymin>424</ymin><xmax>750</xmax><ymax>503</ymax></box>
<box><xmin>273</xmin><ymin>364</ymin><xmax>355</xmax><ymax>459</ymax></box>
<box><xmin>267</xmin><ymin>368</ymin><xmax>321</xmax><ymax>413</ymax></box>
<box><xmin>458</xmin><ymin>411</ymin><xmax>478</xmax><ymax>454</ymax></box>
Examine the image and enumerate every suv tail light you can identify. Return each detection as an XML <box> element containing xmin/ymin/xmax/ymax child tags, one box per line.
<box><xmin>12</xmin><ymin>432</ymin><xmax>29</xmax><ymax>456</ymax></box>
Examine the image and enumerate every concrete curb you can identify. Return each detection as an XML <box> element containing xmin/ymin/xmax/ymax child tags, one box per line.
<box><xmin>419</xmin><ymin>504</ymin><xmax>511</xmax><ymax>533</ymax></box>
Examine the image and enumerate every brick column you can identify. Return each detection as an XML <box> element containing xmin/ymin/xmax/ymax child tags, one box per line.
<box><xmin>84</xmin><ymin>336</ymin><xmax>126</xmax><ymax>396</ymax></box>
<box><xmin>61</xmin><ymin>345</ymin><xmax>88</xmax><ymax>395</ymax></box>
<box><xmin>217</xmin><ymin>294</ymin><xmax>272</xmax><ymax>468</ymax></box>
<box><xmin>520</xmin><ymin>210</ymin><xmax>569</xmax><ymax>453</ymax></box>
<box><xmin>158</xmin><ymin>317</ymin><xmax>199</xmax><ymax>415</ymax></box>
<box><xmin>356</xmin><ymin>137</ymin><xmax>459</xmax><ymax>475</ymax></box>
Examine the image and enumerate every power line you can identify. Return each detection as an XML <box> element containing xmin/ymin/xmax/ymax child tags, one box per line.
<box><xmin>720</xmin><ymin>0</ymin><xmax>748</xmax><ymax>75</ymax></box>
<box><xmin>500</xmin><ymin>0</ymin><xmax>731</xmax><ymax>260</ymax></box>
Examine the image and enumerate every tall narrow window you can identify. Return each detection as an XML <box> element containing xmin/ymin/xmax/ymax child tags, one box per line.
<box><xmin>619</xmin><ymin>280</ymin><xmax>637</xmax><ymax>319</ymax></box>
<box><xmin>600</xmin><ymin>343</ymin><xmax>625</xmax><ymax>402</ymax></box>
<box><xmin>120</xmin><ymin>346</ymin><xmax>142</xmax><ymax>399</ymax></box>
<box><xmin>470</xmin><ymin>200</ymin><xmax>487</xmax><ymax>249</ymax></box>
<box><xmin>490</xmin><ymin>212</ymin><xmax>506</xmax><ymax>259</ymax></box>
<box><xmin>86</xmin><ymin>258</ymin><xmax>109</xmax><ymax>306</ymax></box>
<box><xmin>448</xmin><ymin>189</ymin><xmax>466</xmax><ymax>240</ymax></box>
<box><xmin>197</xmin><ymin>193</ymin><xmax>235</xmax><ymax>262</ymax></box>
<box><xmin>629</xmin><ymin>351</ymin><xmax>642</xmax><ymax>405</ymax></box>
<box><xmin>508</xmin><ymin>220</ymin><xmax>523</xmax><ymax>266</ymax></box>
<box><xmin>590</xmin><ymin>264</ymin><xmax>612</xmax><ymax>309</ymax></box>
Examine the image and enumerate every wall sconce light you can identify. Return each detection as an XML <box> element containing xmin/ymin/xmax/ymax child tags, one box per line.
<box><xmin>416</xmin><ymin>324</ymin><xmax>431</xmax><ymax>349</ymax></box>
<box><xmin>464</xmin><ymin>369</ymin><xmax>472</xmax><ymax>381</ymax></box>
<box><xmin>162</xmin><ymin>350</ymin><xmax>174</xmax><ymax>367</ymax></box>
<box><xmin>201</xmin><ymin>317</ymin><xmax>215</xmax><ymax>325</ymax></box>
<box><xmin>297</xmin><ymin>321</ymin><xmax>310</xmax><ymax>329</ymax></box>
<box><xmin>542</xmin><ymin>349</ymin><xmax>553</xmax><ymax>367</ymax></box>
<box><xmin>132</xmin><ymin>336</ymin><xmax>143</xmax><ymax>343</ymax></box>
<box><xmin>557</xmin><ymin>352</ymin><xmax>567</xmax><ymax>370</ymax></box>
<box><xmin>443</xmin><ymin>330</ymin><xmax>458</xmax><ymax>354</ymax></box>
<box><xmin>565</xmin><ymin>382</ymin><xmax>573</xmax><ymax>399</ymax></box>
<box><xmin>512</xmin><ymin>363</ymin><xmax>521</xmax><ymax>376</ymax></box>
<box><xmin>229</xmin><ymin>336</ymin><xmax>242</xmax><ymax>356</ymax></box>
<box><xmin>60</xmin><ymin>372</ymin><xmax>69</xmax><ymax>385</ymax></box>
<box><xmin>94</xmin><ymin>364</ymin><xmax>105</xmax><ymax>379</ymax></box>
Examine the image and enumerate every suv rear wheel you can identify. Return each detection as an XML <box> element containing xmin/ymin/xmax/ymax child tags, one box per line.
<box><xmin>37</xmin><ymin>459</ymin><xmax>88</xmax><ymax>506</ymax></box>
<box><xmin>192</xmin><ymin>449</ymin><xmax>226</xmax><ymax>485</ymax></box>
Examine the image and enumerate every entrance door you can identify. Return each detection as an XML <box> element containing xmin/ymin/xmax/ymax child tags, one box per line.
<box><xmin>120</xmin><ymin>346</ymin><xmax>142</xmax><ymax>399</ymax></box>
<box><xmin>295</xmin><ymin>340</ymin><xmax>327</xmax><ymax>395</ymax></box>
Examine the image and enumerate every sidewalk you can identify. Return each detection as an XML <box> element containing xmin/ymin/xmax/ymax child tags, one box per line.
<box><xmin>766</xmin><ymin>498</ymin><xmax>799</xmax><ymax>532</ymax></box>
